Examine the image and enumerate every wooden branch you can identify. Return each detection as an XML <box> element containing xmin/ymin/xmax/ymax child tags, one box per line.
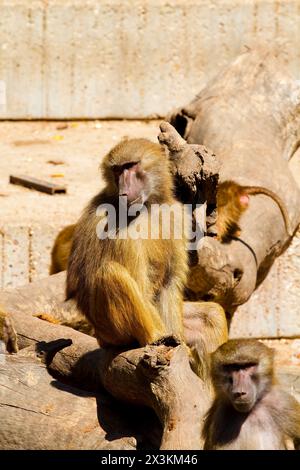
<box><xmin>166</xmin><ymin>48</ymin><xmax>300</xmax><ymax>314</ymax></box>
<box><xmin>0</xmin><ymin>272</ymin><xmax>92</xmax><ymax>339</ymax></box>
<box><xmin>72</xmin><ymin>338</ymin><xmax>210</xmax><ymax>450</ymax></box>
<box><xmin>159</xmin><ymin>121</ymin><xmax>220</xmax><ymax>206</ymax></box>
<box><xmin>9</xmin><ymin>174</ymin><xmax>66</xmax><ymax>195</ymax></box>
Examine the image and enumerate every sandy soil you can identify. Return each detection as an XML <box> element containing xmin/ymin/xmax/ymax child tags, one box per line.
<box><xmin>0</xmin><ymin>120</ymin><xmax>160</xmax><ymax>225</ymax></box>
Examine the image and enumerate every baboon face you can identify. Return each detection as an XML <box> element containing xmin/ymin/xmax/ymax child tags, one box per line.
<box><xmin>111</xmin><ymin>160</ymin><xmax>150</xmax><ymax>205</ymax></box>
<box><xmin>102</xmin><ymin>138</ymin><xmax>172</xmax><ymax>206</ymax></box>
<box><xmin>212</xmin><ymin>339</ymin><xmax>274</xmax><ymax>413</ymax></box>
<box><xmin>221</xmin><ymin>362</ymin><xmax>258</xmax><ymax>412</ymax></box>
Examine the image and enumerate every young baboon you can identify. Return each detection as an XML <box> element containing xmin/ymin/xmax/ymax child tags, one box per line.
<box><xmin>50</xmin><ymin>224</ymin><xmax>76</xmax><ymax>274</ymax></box>
<box><xmin>203</xmin><ymin>339</ymin><xmax>300</xmax><ymax>450</ymax></box>
<box><xmin>217</xmin><ymin>180</ymin><xmax>292</xmax><ymax>242</ymax></box>
<box><xmin>67</xmin><ymin>139</ymin><xmax>188</xmax><ymax>348</ymax></box>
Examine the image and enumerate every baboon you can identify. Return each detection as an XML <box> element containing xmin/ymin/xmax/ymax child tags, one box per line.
<box><xmin>48</xmin><ymin>140</ymin><xmax>228</xmax><ymax>363</ymax></box>
<box><xmin>203</xmin><ymin>339</ymin><xmax>300</xmax><ymax>450</ymax></box>
<box><xmin>217</xmin><ymin>181</ymin><xmax>292</xmax><ymax>242</ymax></box>
<box><xmin>67</xmin><ymin>139</ymin><xmax>188</xmax><ymax>348</ymax></box>
<box><xmin>50</xmin><ymin>224</ymin><xmax>76</xmax><ymax>274</ymax></box>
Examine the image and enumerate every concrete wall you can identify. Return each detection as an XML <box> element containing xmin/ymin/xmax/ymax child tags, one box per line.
<box><xmin>230</xmin><ymin>228</ymin><xmax>300</xmax><ymax>339</ymax></box>
<box><xmin>0</xmin><ymin>224</ymin><xmax>58</xmax><ymax>289</ymax></box>
<box><xmin>0</xmin><ymin>0</ymin><xmax>299</xmax><ymax>119</ymax></box>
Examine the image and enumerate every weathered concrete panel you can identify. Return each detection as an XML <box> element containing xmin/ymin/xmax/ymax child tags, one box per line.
<box><xmin>230</xmin><ymin>229</ymin><xmax>300</xmax><ymax>338</ymax></box>
<box><xmin>0</xmin><ymin>0</ymin><xmax>299</xmax><ymax>119</ymax></box>
<box><xmin>230</xmin><ymin>149</ymin><xmax>300</xmax><ymax>338</ymax></box>
<box><xmin>1</xmin><ymin>226</ymin><xmax>30</xmax><ymax>289</ymax></box>
<box><xmin>30</xmin><ymin>225</ymin><xmax>62</xmax><ymax>282</ymax></box>
<box><xmin>277</xmin><ymin>234</ymin><xmax>300</xmax><ymax>337</ymax></box>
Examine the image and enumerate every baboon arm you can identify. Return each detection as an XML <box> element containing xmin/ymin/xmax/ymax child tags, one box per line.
<box><xmin>288</xmin><ymin>398</ymin><xmax>300</xmax><ymax>449</ymax></box>
<box><xmin>92</xmin><ymin>262</ymin><xmax>166</xmax><ymax>347</ymax></box>
<box><xmin>272</xmin><ymin>389</ymin><xmax>300</xmax><ymax>448</ymax></box>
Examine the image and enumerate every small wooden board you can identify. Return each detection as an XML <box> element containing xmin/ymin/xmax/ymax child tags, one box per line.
<box><xmin>9</xmin><ymin>174</ymin><xmax>66</xmax><ymax>195</ymax></box>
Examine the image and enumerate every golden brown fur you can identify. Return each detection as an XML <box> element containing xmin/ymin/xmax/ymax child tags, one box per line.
<box><xmin>67</xmin><ymin>139</ymin><xmax>188</xmax><ymax>348</ymax></box>
<box><xmin>203</xmin><ymin>339</ymin><xmax>300</xmax><ymax>450</ymax></box>
<box><xmin>50</xmin><ymin>224</ymin><xmax>76</xmax><ymax>274</ymax></box>
<box><xmin>217</xmin><ymin>181</ymin><xmax>292</xmax><ymax>242</ymax></box>
<box><xmin>183</xmin><ymin>301</ymin><xmax>228</xmax><ymax>380</ymax></box>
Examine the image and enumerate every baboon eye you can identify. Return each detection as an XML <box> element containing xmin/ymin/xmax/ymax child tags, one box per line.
<box><xmin>229</xmin><ymin>377</ymin><xmax>233</xmax><ymax>385</ymax></box>
<box><xmin>112</xmin><ymin>165</ymin><xmax>122</xmax><ymax>175</ymax></box>
<box><xmin>122</xmin><ymin>161</ymin><xmax>140</xmax><ymax>170</ymax></box>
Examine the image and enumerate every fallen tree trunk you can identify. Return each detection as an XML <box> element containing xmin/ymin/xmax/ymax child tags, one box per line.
<box><xmin>1</xmin><ymin>273</ymin><xmax>226</xmax><ymax>449</ymax></box>
<box><xmin>0</xmin><ymin>353</ymin><xmax>137</xmax><ymax>450</ymax></box>
<box><xmin>0</xmin><ymin>305</ymin><xmax>209</xmax><ymax>449</ymax></box>
<box><xmin>166</xmin><ymin>48</ymin><xmax>300</xmax><ymax>315</ymax></box>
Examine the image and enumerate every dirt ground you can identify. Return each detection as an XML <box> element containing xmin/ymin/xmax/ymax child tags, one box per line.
<box><xmin>0</xmin><ymin>120</ymin><xmax>160</xmax><ymax>224</ymax></box>
<box><xmin>0</xmin><ymin>120</ymin><xmax>299</xmax><ymax>397</ymax></box>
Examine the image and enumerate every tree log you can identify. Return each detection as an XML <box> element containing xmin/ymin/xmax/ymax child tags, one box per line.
<box><xmin>166</xmin><ymin>48</ymin><xmax>300</xmax><ymax>315</ymax></box>
<box><xmin>0</xmin><ymin>273</ymin><xmax>227</xmax><ymax>449</ymax></box>
<box><xmin>0</xmin><ymin>310</ymin><xmax>209</xmax><ymax>449</ymax></box>
<box><xmin>0</xmin><ymin>353</ymin><xmax>137</xmax><ymax>450</ymax></box>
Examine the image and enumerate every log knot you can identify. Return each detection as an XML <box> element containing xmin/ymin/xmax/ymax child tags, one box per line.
<box><xmin>158</xmin><ymin>121</ymin><xmax>220</xmax><ymax>205</ymax></box>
